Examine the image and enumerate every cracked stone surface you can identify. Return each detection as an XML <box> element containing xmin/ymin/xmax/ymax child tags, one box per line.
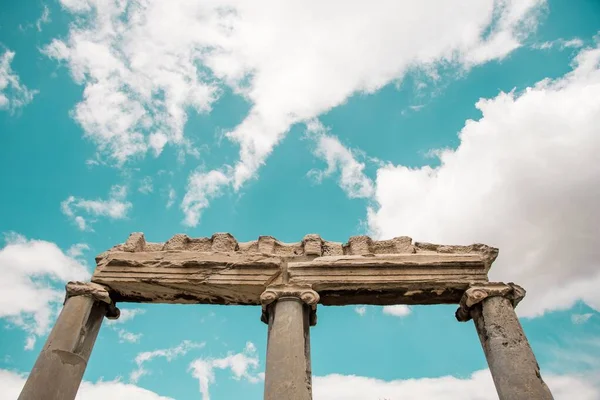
<box><xmin>92</xmin><ymin>232</ymin><xmax>498</xmax><ymax>305</ymax></box>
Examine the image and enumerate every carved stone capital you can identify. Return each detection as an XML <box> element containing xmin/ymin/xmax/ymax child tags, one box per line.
<box><xmin>456</xmin><ymin>282</ymin><xmax>525</xmax><ymax>322</ymax></box>
<box><xmin>260</xmin><ymin>285</ymin><xmax>320</xmax><ymax>326</ymax></box>
<box><xmin>65</xmin><ymin>281</ymin><xmax>120</xmax><ymax>319</ymax></box>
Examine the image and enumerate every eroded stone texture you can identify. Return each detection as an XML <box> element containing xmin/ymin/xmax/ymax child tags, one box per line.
<box><xmin>469</xmin><ymin>295</ymin><xmax>554</xmax><ymax>400</ymax></box>
<box><xmin>260</xmin><ymin>286</ymin><xmax>319</xmax><ymax>326</ymax></box>
<box><xmin>18</xmin><ymin>286</ymin><xmax>111</xmax><ymax>400</ymax></box>
<box><xmin>92</xmin><ymin>232</ymin><xmax>498</xmax><ymax>306</ymax></box>
<box><xmin>263</xmin><ymin>298</ymin><xmax>313</xmax><ymax>400</ymax></box>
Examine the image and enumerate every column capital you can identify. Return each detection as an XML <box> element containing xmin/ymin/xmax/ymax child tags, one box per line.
<box><xmin>65</xmin><ymin>281</ymin><xmax>120</xmax><ymax>319</ymax></box>
<box><xmin>456</xmin><ymin>282</ymin><xmax>525</xmax><ymax>322</ymax></box>
<box><xmin>260</xmin><ymin>285</ymin><xmax>319</xmax><ymax>326</ymax></box>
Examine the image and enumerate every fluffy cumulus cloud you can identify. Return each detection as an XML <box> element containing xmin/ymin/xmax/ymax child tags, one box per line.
<box><xmin>61</xmin><ymin>184</ymin><xmax>132</xmax><ymax>231</ymax></box>
<box><xmin>189</xmin><ymin>342</ymin><xmax>263</xmax><ymax>400</ymax></box>
<box><xmin>46</xmin><ymin>0</ymin><xmax>545</xmax><ymax>225</ymax></box>
<box><xmin>0</xmin><ymin>369</ymin><xmax>173</xmax><ymax>400</ymax></box>
<box><xmin>367</xmin><ymin>43</ymin><xmax>600</xmax><ymax>317</ymax></box>
<box><xmin>0</xmin><ymin>50</ymin><xmax>37</xmax><ymax>112</ymax></box>
<box><xmin>0</xmin><ymin>233</ymin><xmax>90</xmax><ymax>349</ymax></box>
<box><xmin>131</xmin><ymin>340</ymin><xmax>205</xmax><ymax>383</ymax></box>
<box><xmin>313</xmin><ymin>369</ymin><xmax>600</xmax><ymax>400</ymax></box>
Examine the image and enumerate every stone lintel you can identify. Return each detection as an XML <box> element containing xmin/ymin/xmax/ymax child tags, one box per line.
<box><xmin>92</xmin><ymin>251</ymin><xmax>285</xmax><ymax>305</ymax></box>
<box><xmin>288</xmin><ymin>253</ymin><xmax>489</xmax><ymax>305</ymax></box>
<box><xmin>93</xmin><ymin>232</ymin><xmax>498</xmax><ymax>307</ymax></box>
<box><xmin>65</xmin><ymin>281</ymin><xmax>120</xmax><ymax>319</ymax></box>
<box><xmin>456</xmin><ymin>282</ymin><xmax>525</xmax><ymax>322</ymax></box>
<box><xmin>260</xmin><ymin>285</ymin><xmax>320</xmax><ymax>326</ymax></box>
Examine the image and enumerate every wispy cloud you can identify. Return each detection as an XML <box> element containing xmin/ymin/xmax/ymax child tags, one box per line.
<box><xmin>138</xmin><ymin>177</ymin><xmax>154</xmax><ymax>194</ymax></box>
<box><xmin>131</xmin><ymin>340</ymin><xmax>205</xmax><ymax>383</ymax></box>
<box><xmin>533</xmin><ymin>38</ymin><xmax>584</xmax><ymax>50</ymax></box>
<box><xmin>354</xmin><ymin>306</ymin><xmax>367</xmax><ymax>316</ymax></box>
<box><xmin>0</xmin><ymin>50</ymin><xmax>37</xmax><ymax>112</ymax></box>
<box><xmin>189</xmin><ymin>342</ymin><xmax>263</xmax><ymax>400</ymax></box>
<box><xmin>166</xmin><ymin>187</ymin><xmax>176</xmax><ymax>209</ymax></box>
<box><xmin>572</xmin><ymin>313</ymin><xmax>594</xmax><ymax>324</ymax></box>
<box><xmin>61</xmin><ymin>185</ymin><xmax>132</xmax><ymax>231</ymax></box>
<box><xmin>36</xmin><ymin>5</ymin><xmax>51</xmax><ymax>32</ymax></box>
<box><xmin>305</xmin><ymin>120</ymin><xmax>374</xmax><ymax>199</ymax></box>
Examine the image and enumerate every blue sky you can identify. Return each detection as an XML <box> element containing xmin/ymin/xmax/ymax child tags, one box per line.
<box><xmin>1</xmin><ymin>0</ymin><xmax>600</xmax><ymax>399</ymax></box>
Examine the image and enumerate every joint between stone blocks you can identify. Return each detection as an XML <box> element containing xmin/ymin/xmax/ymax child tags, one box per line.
<box><xmin>455</xmin><ymin>282</ymin><xmax>525</xmax><ymax>322</ymax></box>
<box><xmin>65</xmin><ymin>281</ymin><xmax>121</xmax><ymax>320</ymax></box>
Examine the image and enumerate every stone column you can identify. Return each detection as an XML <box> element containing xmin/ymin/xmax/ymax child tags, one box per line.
<box><xmin>456</xmin><ymin>283</ymin><xmax>553</xmax><ymax>400</ymax></box>
<box><xmin>260</xmin><ymin>286</ymin><xmax>319</xmax><ymax>400</ymax></box>
<box><xmin>19</xmin><ymin>282</ymin><xmax>120</xmax><ymax>400</ymax></box>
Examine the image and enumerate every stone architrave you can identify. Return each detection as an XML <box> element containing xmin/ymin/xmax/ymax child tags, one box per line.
<box><xmin>456</xmin><ymin>283</ymin><xmax>554</xmax><ymax>400</ymax></box>
<box><xmin>91</xmin><ymin>232</ymin><xmax>497</xmax><ymax>306</ymax></box>
<box><xmin>18</xmin><ymin>282</ymin><xmax>119</xmax><ymax>400</ymax></box>
<box><xmin>261</xmin><ymin>286</ymin><xmax>319</xmax><ymax>400</ymax></box>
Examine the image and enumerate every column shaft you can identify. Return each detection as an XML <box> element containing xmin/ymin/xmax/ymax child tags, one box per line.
<box><xmin>18</xmin><ymin>295</ymin><xmax>107</xmax><ymax>400</ymax></box>
<box><xmin>264</xmin><ymin>298</ymin><xmax>313</xmax><ymax>400</ymax></box>
<box><xmin>472</xmin><ymin>296</ymin><xmax>553</xmax><ymax>400</ymax></box>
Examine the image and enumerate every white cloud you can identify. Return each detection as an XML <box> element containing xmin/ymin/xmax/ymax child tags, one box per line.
<box><xmin>189</xmin><ymin>342</ymin><xmax>262</xmax><ymax>400</ymax></box>
<box><xmin>105</xmin><ymin>307</ymin><xmax>146</xmax><ymax>344</ymax></box>
<box><xmin>572</xmin><ymin>313</ymin><xmax>594</xmax><ymax>325</ymax></box>
<box><xmin>382</xmin><ymin>305</ymin><xmax>411</xmax><ymax>318</ymax></box>
<box><xmin>138</xmin><ymin>177</ymin><xmax>154</xmax><ymax>194</ymax></box>
<box><xmin>306</xmin><ymin>120</ymin><xmax>374</xmax><ymax>199</ymax></box>
<box><xmin>0</xmin><ymin>233</ymin><xmax>90</xmax><ymax>349</ymax></box>
<box><xmin>367</xmin><ymin>44</ymin><xmax>600</xmax><ymax>318</ymax></box>
<box><xmin>313</xmin><ymin>369</ymin><xmax>600</xmax><ymax>400</ymax></box>
<box><xmin>66</xmin><ymin>243</ymin><xmax>90</xmax><ymax>258</ymax></box>
<box><xmin>131</xmin><ymin>340</ymin><xmax>205</xmax><ymax>383</ymax></box>
<box><xmin>61</xmin><ymin>184</ymin><xmax>132</xmax><ymax>231</ymax></box>
<box><xmin>0</xmin><ymin>50</ymin><xmax>37</xmax><ymax>112</ymax></box>
<box><xmin>116</xmin><ymin>329</ymin><xmax>142</xmax><ymax>344</ymax></box>
<box><xmin>46</xmin><ymin>0</ymin><xmax>545</xmax><ymax>224</ymax></box>
<box><xmin>0</xmin><ymin>369</ymin><xmax>173</xmax><ymax>400</ymax></box>
<box><xmin>43</xmin><ymin>0</ymin><xmax>219</xmax><ymax>164</ymax></box>
<box><xmin>166</xmin><ymin>186</ymin><xmax>176</xmax><ymax>209</ymax></box>
<box><xmin>181</xmin><ymin>169</ymin><xmax>231</xmax><ymax>227</ymax></box>
<box><xmin>354</xmin><ymin>306</ymin><xmax>367</xmax><ymax>317</ymax></box>
<box><xmin>36</xmin><ymin>5</ymin><xmax>51</xmax><ymax>32</ymax></box>
<box><xmin>534</xmin><ymin>38</ymin><xmax>585</xmax><ymax>50</ymax></box>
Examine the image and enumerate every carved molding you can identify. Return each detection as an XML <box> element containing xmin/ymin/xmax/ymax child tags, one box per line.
<box><xmin>455</xmin><ymin>282</ymin><xmax>525</xmax><ymax>322</ymax></box>
<box><xmin>260</xmin><ymin>285</ymin><xmax>320</xmax><ymax>326</ymax></box>
<box><xmin>93</xmin><ymin>232</ymin><xmax>499</xmax><ymax>306</ymax></box>
<box><xmin>65</xmin><ymin>281</ymin><xmax>120</xmax><ymax>319</ymax></box>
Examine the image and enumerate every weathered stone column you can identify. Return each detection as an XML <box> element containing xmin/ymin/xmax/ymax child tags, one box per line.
<box><xmin>260</xmin><ymin>286</ymin><xmax>319</xmax><ymax>400</ymax></box>
<box><xmin>19</xmin><ymin>282</ymin><xmax>119</xmax><ymax>400</ymax></box>
<box><xmin>456</xmin><ymin>283</ymin><xmax>553</xmax><ymax>400</ymax></box>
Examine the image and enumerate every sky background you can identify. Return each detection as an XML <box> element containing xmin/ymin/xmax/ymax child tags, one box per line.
<box><xmin>1</xmin><ymin>0</ymin><xmax>600</xmax><ymax>399</ymax></box>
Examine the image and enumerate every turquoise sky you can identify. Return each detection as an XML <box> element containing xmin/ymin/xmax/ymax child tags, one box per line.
<box><xmin>1</xmin><ymin>1</ymin><xmax>600</xmax><ymax>399</ymax></box>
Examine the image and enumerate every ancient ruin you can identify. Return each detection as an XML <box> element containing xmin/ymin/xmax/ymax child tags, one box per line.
<box><xmin>19</xmin><ymin>232</ymin><xmax>554</xmax><ymax>400</ymax></box>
